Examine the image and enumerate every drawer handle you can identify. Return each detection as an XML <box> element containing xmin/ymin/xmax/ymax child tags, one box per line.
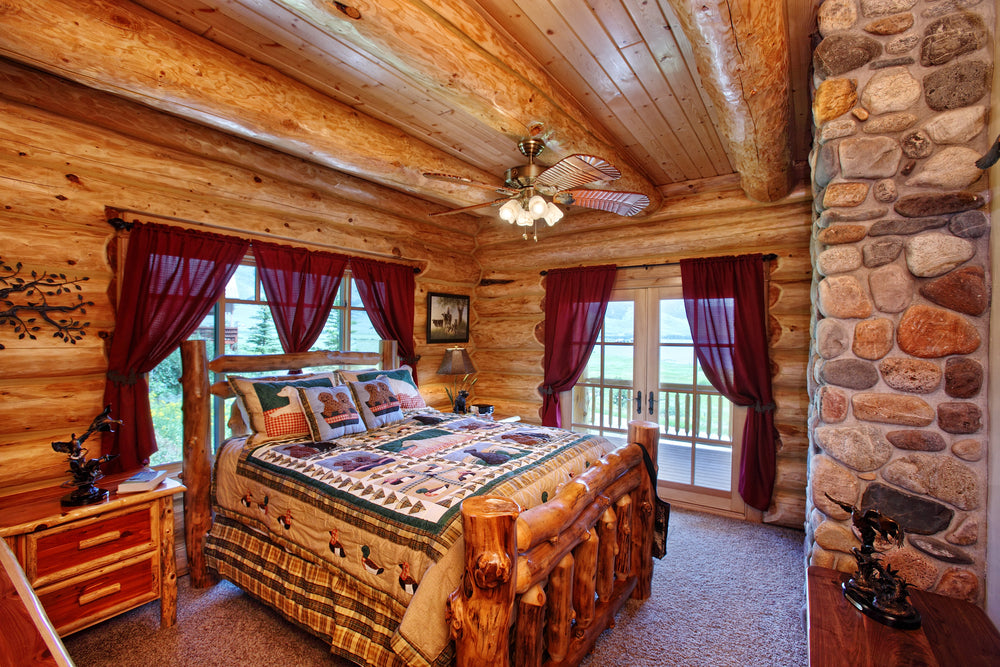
<box><xmin>78</xmin><ymin>530</ymin><xmax>122</xmax><ymax>550</ymax></box>
<box><xmin>78</xmin><ymin>582</ymin><xmax>121</xmax><ymax>606</ymax></box>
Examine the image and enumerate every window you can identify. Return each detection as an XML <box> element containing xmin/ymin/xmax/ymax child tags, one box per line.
<box><xmin>147</xmin><ymin>258</ymin><xmax>376</xmax><ymax>465</ymax></box>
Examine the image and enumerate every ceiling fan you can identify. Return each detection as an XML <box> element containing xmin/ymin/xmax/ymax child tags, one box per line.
<box><xmin>423</xmin><ymin>138</ymin><xmax>650</xmax><ymax>240</ymax></box>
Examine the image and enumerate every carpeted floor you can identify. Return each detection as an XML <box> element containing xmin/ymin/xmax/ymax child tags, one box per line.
<box><xmin>64</xmin><ymin>508</ymin><xmax>808</xmax><ymax>666</ymax></box>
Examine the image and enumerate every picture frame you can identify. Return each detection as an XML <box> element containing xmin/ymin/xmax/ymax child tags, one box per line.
<box><xmin>426</xmin><ymin>292</ymin><xmax>470</xmax><ymax>344</ymax></box>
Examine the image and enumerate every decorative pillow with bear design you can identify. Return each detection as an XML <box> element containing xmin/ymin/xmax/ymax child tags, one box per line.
<box><xmin>348</xmin><ymin>376</ymin><xmax>404</xmax><ymax>430</ymax></box>
<box><xmin>228</xmin><ymin>373</ymin><xmax>338</xmax><ymax>445</ymax></box>
<box><xmin>339</xmin><ymin>366</ymin><xmax>426</xmax><ymax>409</ymax></box>
<box><xmin>297</xmin><ymin>385</ymin><xmax>367</xmax><ymax>441</ymax></box>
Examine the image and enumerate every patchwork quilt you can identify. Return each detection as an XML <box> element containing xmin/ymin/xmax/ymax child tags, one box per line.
<box><xmin>212</xmin><ymin>408</ymin><xmax>612</xmax><ymax>666</ymax></box>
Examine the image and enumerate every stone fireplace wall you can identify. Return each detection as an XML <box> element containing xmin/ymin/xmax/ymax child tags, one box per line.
<box><xmin>807</xmin><ymin>0</ymin><xmax>994</xmax><ymax>603</ymax></box>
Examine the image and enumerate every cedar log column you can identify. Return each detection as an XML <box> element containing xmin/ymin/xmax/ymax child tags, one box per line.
<box><xmin>628</xmin><ymin>420</ymin><xmax>660</xmax><ymax>600</ymax></box>
<box><xmin>180</xmin><ymin>339</ymin><xmax>215</xmax><ymax>588</ymax></box>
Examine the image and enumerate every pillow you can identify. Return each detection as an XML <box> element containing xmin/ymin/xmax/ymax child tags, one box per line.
<box><xmin>228</xmin><ymin>373</ymin><xmax>338</xmax><ymax>444</ymax></box>
<box><xmin>349</xmin><ymin>376</ymin><xmax>405</xmax><ymax>429</ymax></box>
<box><xmin>340</xmin><ymin>366</ymin><xmax>426</xmax><ymax>409</ymax></box>
<box><xmin>297</xmin><ymin>385</ymin><xmax>367</xmax><ymax>441</ymax></box>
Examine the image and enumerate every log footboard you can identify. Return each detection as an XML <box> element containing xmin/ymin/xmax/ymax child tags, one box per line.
<box><xmin>448</xmin><ymin>421</ymin><xmax>660</xmax><ymax>667</ymax></box>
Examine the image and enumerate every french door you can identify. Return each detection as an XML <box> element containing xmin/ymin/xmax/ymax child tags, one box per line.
<box><xmin>565</xmin><ymin>285</ymin><xmax>746</xmax><ymax>515</ymax></box>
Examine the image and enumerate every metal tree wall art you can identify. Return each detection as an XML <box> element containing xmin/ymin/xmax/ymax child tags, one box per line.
<box><xmin>0</xmin><ymin>256</ymin><xmax>93</xmax><ymax>350</ymax></box>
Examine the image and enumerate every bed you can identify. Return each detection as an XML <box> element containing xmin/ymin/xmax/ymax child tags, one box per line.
<box><xmin>179</xmin><ymin>339</ymin><xmax>659</xmax><ymax>667</ymax></box>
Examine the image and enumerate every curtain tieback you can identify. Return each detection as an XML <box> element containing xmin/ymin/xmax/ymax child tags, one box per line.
<box><xmin>401</xmin><ymin>354</ymin><xmax>421</xmax><ymax>366</ymax></box>
<box><xmin>539</xmin><ymin>386</ymin><xmax>555</xmax><ymax>396</ymax></box>
<box><xmin>752</xmin><ymin>401</ymin><xmax>776</xmax><ymax>413</ymax></box>
<box><xmin>107</xmin><ymin>370</ymin><xmax>139</xmax><ymax>385</ymax></box>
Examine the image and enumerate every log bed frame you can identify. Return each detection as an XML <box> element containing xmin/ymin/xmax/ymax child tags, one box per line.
<box><xmin>179</xmin><ymin>338</ymin><xmax>660</xmax><ymax>667</ymax></box>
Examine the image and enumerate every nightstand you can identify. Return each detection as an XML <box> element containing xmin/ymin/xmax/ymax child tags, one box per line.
<box><xmin>0</xmin><ymin>472</ymin><xmax>185</xmax><ymax>636</ymax></box>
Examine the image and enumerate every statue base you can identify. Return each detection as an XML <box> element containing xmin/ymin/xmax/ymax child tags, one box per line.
<box><xmin>843</xmin><ymin>581</ymin><xmax>921</xmax><ymax>630</ymax></box>
<box><xmin>61</xmin><ymin>484</ymin><xmax>110</xmax><ymax>507</ymax></box>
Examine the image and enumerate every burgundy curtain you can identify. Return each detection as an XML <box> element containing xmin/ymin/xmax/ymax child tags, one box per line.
<box><xmin>350</xmin><ymin>257</ymin><xmax>418</xmax><ymax>380</ymax></box>
<box><xmin>253</xmin><ymin>241</ymin><xmax>348</xmax><ymax>353</ymax></box>
<box><xmin>102</xmin><ymin>223</ymin><xmax>249</xmax><ymax>471</ymax></box>
<box><xmin>540</xmin><ymin>265</ymin><xmax>616</xmax><ymax>427</ymax></box>
<box><xmin>680</xmin><ymin>254</ymin><xmax>776</xmax><ymax>511</ymax></box>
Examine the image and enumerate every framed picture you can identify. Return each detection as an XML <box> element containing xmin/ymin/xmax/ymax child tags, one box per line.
<box><xmin>427</xmin><ymin>292</ymin><xmax>470</xmax><ymax>344</ymax></box>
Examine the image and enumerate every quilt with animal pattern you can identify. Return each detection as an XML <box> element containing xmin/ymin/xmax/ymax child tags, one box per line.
<box><xmin>212</xmin><ymin>408</ymin><xmax>613</xmax><ymax>666</ymax></box>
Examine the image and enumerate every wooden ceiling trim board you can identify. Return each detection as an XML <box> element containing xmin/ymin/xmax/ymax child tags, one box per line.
<box><xmin>664</xmin><ymin>0</ymin><xmax>794</xmax><ymax>202</ymax></box>
<box><xmin>0</xmin><ymin>0</ymin><xmax>505</xmax><ymax>208</ymax></box>
<box><xmin>785</xmin><ymin>0</ymin><xmax>820</xmax><ymax>162</ymax></box>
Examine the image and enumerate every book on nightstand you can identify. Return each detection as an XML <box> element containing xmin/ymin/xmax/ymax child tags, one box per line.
<box><xmin>117</xmin><ymin>468</ymin><xmax>169</xmax><ymax>493</ymax></box>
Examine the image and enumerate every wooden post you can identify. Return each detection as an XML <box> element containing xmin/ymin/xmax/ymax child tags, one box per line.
<box><xmin>571</xmin><ymin>528</ymin><xmax>598</xmax><ymax>634</ymax></box>
<box><xmin>181</xmin><ymin>339</ymin><xmax>214</xmax><ymax>588</ymax></box>
<box><xmin>628</xmin><ymin>420</ymin><xmax>659</xmax><ymax>600</ymax></box>
<box><xmin>447</xmin><ymin>496</ymin><xmax>519</xmax><ymax>667</ymax></box>
<box><xmin>613</xmin><ymin>495</ymin><xmax>633</xmax><ymax>580</ymax></box>
<box><xmin>514</xmin><ymin>584</ymin><xmax>546</xmax><ymax>667</ymax></box>
<box><xmin>596</xmin><ymin>507</ymin><xmax>617</xmax><ymax>602</ymax></box>
<box><xmin>545</xmin><ymin>552</ymin><xmax>575</xmax><ymax>662</ymax></box>
<box><xmin>158</xmin><ymin>495</ymin><xmax>178</xmax><ymax>626</ymax></box>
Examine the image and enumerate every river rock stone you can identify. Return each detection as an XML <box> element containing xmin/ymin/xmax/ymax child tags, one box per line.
<box><xmin>869</xmin><ymin>263</ymin><xmax>912</xmax><ymax>313</ymax></box>
<box><xmin>945</xmin><ymin>357</ymin><xmax>983</xmax><ymax>398</ymax></box>
<box><xmin>882</xmin><ymin>453</ymin><xmax>981</xmax><ymax>509</ymax></box>
<box><xmin>814</xmin><ymin>521</ymin><xmax>859</xmax><ymax>553</ymax></box>
<box><xmin>853</xmin><ymin>318</ymin><xmax>894</xmax><ymax>359</ymax></box>
<box><xmin>818</xmin><ymin>224</ymin><xmax>867</xmax><ymax>245</ymax></box>
<box><xmin>817</xmin><ymin>245</ymin><xmax>862</xmax><ymax>275</ymax></box>
<box><xmin>887</xmin><ymin>32</ymin><xmax>920</xmax><ymax>54</ymax></box>
<box><xmin>923</xmin><ymin>0</ymin><xmax>986</xmax><ymax>19</ymax></box>
<box><xmin>817</xmin><ymin>318</ymin><xmax>850</xmax><ymax>358</ymax></box>
<box><xmin>839</xmin><ymin>136</ymin><xmax>902</xmax><ymax>179</ymax></box>
<box><xmin>815</xmin><ymin>142</ymin><xmax>841</xmax><ymax>188</ymax></box>
<box><xmin>823</xmin><ymin>182</ymin><xmax>869</xmax><ymax>208</ymax></box>
<box><xmin>910</xmin><ymin>536</ymin><xmax>973</xmax><ymax>564</ymax></box>
<box><xmin>952</xmin><ymin>439</ymin><xmax>984</xmax><ymax>462</ymax></box>
<box><xmin>852</xmin><ymin>392</ymin><xmax>934</xmax><ymax>426</ymax></box>
<box><xmin>820</xmin><ymin>118</ymin><xmax>858</xmax><ymax>143</ymax></box>
<box><xmin>815</xmin><ymin>34</ymin><xmax>882</xmax><ymax>78</ymax></box>
<box><xmin>821</xmin><ymin>358</ymin><xmax>880</xmax><ymax>389</ymax></box>
<box><xmin>814</xmin><ymin>78</ymin><xmax>859</xmax><ymax>123</ymax></box>
<box><xmin>815</xmin><ymin>424</ymin><xmax>892</xmax><ymax>471</ymax></box>
<box><xmin>920</xmin><ymin>266</ymin><xmax>988</xmax><ymax>316</ymax></box>
<box><xmin>922</xmin><ymin>106</ymin><xmax>987</xmax><ymax>144</ymax></box>
<box><xmin>864</xmin><ymin>12</ymin><xmax>914</xmax><ymax>34</ymax></box>
<box><xmin>818</xmin><ymin>386</ymin><xmax>849</xmax><ymax>423</ymax></box>
<box><xmin>904</xmin><ymin>232</ymin><xmax>974</xmax><ymax>277</ymax></box>
<box><xmin>924</xmin><ymin>59</ymin><xmax>991</xmax><ymax>110</ymax></box>
<box><xmin>920</xmin><ymin>11</ymin><xmax>988</xmax><ymax>67</ymax></box>
<box><xmin>873</xmin><ymin>179</ymin><xmax>897</xmax><ymax>202</ymax></box>
<box><xmin>863</xmin><ymin>111</ymin><xmax>917</xmax><ymax>133</ymax></box>
<box><xmin>894</xmin><ymin>191</ymin><xmax>984</xmax><ymax>217</ymax></box>
<box><xmin>820</xmin><ymin>206</ymin><xmax>888</xmax><ymax>224</ymax></box>
<box><xmin>812</xmin><ymin>455</ymin><xmax>860</xmax><ymax>519</ymax></box>
<box><xmin>886</xmin><ymin>429</ymin><xmax>946</xmax><ymax>451</ymax></box>
<box><xmin>937</xmin><ymin>402</ymin><xmax>982</xmax><ymax>434</ymax></box>
<box><xmin>860</xmin><ymin>0</ymin><xmax>917</xmax><ymax>17</ymax></box>
<box><xmin>883</xmin><ymin>547</ymin><xmax>938</xmax><ymax>590</ymax></box>
<box><xmin>870</xmin><ymin>56</ymin><xmax>916</xmax><ymax>70</ymax></box>
<box><xmin>863</xmin><ymin>238</ymin><xmax>903</xmax><ymax>267</ymax></box>
<box><xmin>879</xmin><ymin>358</ymin><xmax>942</xmax><ymax>393</ymax></box>
<box><xmin>852</xmin><ymin>107</ymin><xmax>870</xmax><ymax>121</ymax></box>
<box><xmin>906</xmin><ymin>146</ymin><xmax>984</xmax><ymax>189</ymax></box>
<box><xmin>861</xmin><ymin>483</ymin><xmax>953</xmax><ymax>534</ymax></box>
<box><xmin>897</xmin><ymin>304</ymin><xmax>981</xmax><ymax>357</ymax></box>
<box><xmin>868</xmin><ymin>216</ymin><xmax>947</xmax><ymax>236</ymax></box>
<box><xmin>946</xmin><ymin>515</ymin><xmax>979</xmax><ymax>545</ymax></box>
<box><xmin>948</xmin><ymin>210</ymin><xmax>989</xmax><ymax>238</ymax></box>
<box><xmin>900</xmin><ymin>129</ymin><xmax>934</xmax><ymax>158</ymax></box>
<box><xmin>861</xmin><ymin>67</ymin><xmax>921</xmax><ymax>114</ymax></box>
<box><xmin>936</xmin><ymin>568</ymin><xmax>979</xmax><ymax>603</ymax></box>
<box><xmin>819</xmin><ymin>275</ymin><xmax>874</xmax><ymax>319</ymax></box>
<box><xmin>819</xmin><ymin>0</ymin><xmax>859</xmax><ymax>36</ymax></box>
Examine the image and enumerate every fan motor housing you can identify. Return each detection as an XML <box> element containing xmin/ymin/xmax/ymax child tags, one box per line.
<box><xmin>505</xmin><ymin>162</ymin><xmax>544</xmax><ymax>189</ymax></box>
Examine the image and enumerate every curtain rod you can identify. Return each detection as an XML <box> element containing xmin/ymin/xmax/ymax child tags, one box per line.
<box><xmin>539</xmin><ymin>253</ymin><xmax>778</xmax><ymax>276</ymax></box>
<box><xmin>105</xmin><ymin>206</ymin><xmax>423</xmax><ymax>273</ymax></box>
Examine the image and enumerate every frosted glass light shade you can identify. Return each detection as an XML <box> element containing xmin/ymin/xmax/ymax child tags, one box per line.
<box><xmin>543</xmin><ymin>202</ymin><xmax>564</xmax><ymax>226</ymax></box>
<box><xmin>516</xmin><ymin>209</ymin><xmax>533</xmax><ymax>226</ymax></box>
<box><xmin>498</xmin><ymin>199</ymin><xmax>520</xmax><ymax>223</ymax></box>
<box><xmin>528</xmin><ymin>195</ymin><xmax>548</xmax><ymax>218</ymax></box>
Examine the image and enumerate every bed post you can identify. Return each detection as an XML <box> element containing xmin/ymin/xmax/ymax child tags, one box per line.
<box><xmin>180</xmin><ymin>339</ymin><xmax>216</xmax><ymax>588</ymax></box>
<box><xmin>380</xmin><ymin>339</ymin><xmax>399</xmax><ymax>371</ymax></box>
<box><xmin>628</xmin><ymin>420</ymin><xmax>659</xmax><ymax>600</ymax></box>
<box><xmin>447</xmin><ymin>496</ymin><xmax>519</xmax><ymax>667</ymax></box>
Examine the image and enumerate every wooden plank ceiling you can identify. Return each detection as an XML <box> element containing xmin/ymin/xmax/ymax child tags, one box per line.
<box><xmin>5</xmin><ymin>0</ymin><xmax>818</xmax><ymax>216</ymax></box>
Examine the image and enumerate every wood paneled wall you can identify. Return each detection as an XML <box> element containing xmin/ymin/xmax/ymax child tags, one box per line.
<box><xmin>470</xmin><ymin>176</ymin><xmax>813</xmax><ymax>527</ymax></box>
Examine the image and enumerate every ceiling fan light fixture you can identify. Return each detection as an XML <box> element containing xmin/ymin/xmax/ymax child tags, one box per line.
<box><xmin>516</xmin><ymin>209</ymin><xmax>534</xmax><ymax>227</ymax></box>
<box><xmin>543</xmin><ymin>201</ymin><xmax>563</xmax><ymax>226</ymax></box>
<box><xmin>527</xmin><ymin>194</ymin><xmax>548</xmax><ymax>217</ymax></box>
<box><xmin>498</xmin><ymin>199</ymin><xmax>520</xmax><ymax>223</ymax></box>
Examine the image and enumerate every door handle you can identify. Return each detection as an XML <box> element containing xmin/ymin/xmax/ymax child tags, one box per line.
<box><xmin>635</xmin><ymin>390</ymin><xmax>642</xmax><ymax>414</ymax></box>
<box><xmin>648</xmin><ymin>391</ymin><xmax>655</xmax><ymax>416</ymax></box>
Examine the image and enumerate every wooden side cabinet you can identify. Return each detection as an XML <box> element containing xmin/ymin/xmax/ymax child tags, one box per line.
<box><xmin>0</xmin><ymin>473</ymin><xmax>185</xmax><ymax>637</ymax></box>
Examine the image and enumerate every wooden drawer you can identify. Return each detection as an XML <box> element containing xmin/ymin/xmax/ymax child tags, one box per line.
<box><xmin>36</xmin><ymin>552</ymin><xmax>159</xmax><ymax>636</ymax></box>
<box><xmin>27</xmin><ymin>504</ymin><xmax>156</xmax><ymax>587</ymax></box>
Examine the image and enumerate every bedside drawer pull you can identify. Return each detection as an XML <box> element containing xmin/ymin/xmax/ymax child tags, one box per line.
<box><xmin>78</xmin><ymin>530</ymin><xmax>122</xmax><ymax>550</ymax></box>
<box><xmin>79</xmin><ymin>582</ymin><xmax>121</xmax><ymax>606</ymax></box>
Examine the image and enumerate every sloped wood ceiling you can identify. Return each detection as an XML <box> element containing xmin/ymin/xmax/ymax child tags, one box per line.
<box><xmin>0</xmin><ymin>0</ymin><xmax>816</xmax><ymax>214</ymax></box>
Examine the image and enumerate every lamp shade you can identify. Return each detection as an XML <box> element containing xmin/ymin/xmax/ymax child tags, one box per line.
<box><xmin>437</xmin><ymin>347</ymin><xmax>477</xmax><ymax>375</ymax></box>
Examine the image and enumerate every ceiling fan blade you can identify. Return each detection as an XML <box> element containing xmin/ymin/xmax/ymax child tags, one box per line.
<box><xmin>553</xmin><ymin>190</ymin><xmax>650</xmax><ymax>217</ymax></box>
<box><xmin>422</xmin><ymin>172</ymin><xmax>518</xmax><ymax>195</ymax></box>
<box><xmin>535</xmin><ymin>155</ymin><xmax>622</xmax><ymax>191</ymax></box>
<box><xmin>428</xmin><ymin>197</ymin><xmax>512</xmax><ymax>217</ymax></box>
